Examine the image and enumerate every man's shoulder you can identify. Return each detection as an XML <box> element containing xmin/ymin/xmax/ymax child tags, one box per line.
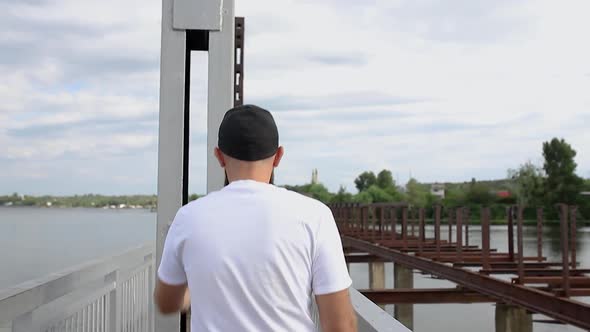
<box><xmin>178</xmin><ymin>190</ymin><xmax>222</xmax><ymax>213</ymax></box>
<box><xmin>279</xmin><ymin>187</ymin><xmax>332</xmax><ymax>215</ymax></box>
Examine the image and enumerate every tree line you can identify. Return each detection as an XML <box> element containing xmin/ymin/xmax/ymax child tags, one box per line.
<box><xmin>3</xmin><ymin>138</ymin><xmax>588</xmax><ymax>220</ymax></box>
<box><xmin>0</xmin><ymin>193</ymin><xmax>158</xmax><ymax>209</ymax></box>
<box><xmin>286</xmin><ymin>138</ymin><xmax>590</xmax><ymax>221</ymax></box>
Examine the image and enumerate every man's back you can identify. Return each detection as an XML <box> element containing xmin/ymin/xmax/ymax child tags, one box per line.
<box><xmin>158</xmin><ymin>180</ymin><xmax>352</xmax><ymax>331</ymax></box>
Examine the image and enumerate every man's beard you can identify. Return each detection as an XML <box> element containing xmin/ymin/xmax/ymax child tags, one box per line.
<box><xmin>224</xmin><ymin>170</ymin><xmax>275</xmax><ymax>186</ymax></box>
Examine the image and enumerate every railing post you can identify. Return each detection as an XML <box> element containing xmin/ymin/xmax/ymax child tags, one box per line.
<box><xmin>456</xmin><ymin>207</ymin><xmax>463</xmax><ymax>261</ymax></box>
<box><xmin>362</xmin><ymin>206</ymin><xmax>368</xmax><ymax>237</ymax></box>
<box><xmin>108</xmin><ymin>270</ymin><xmax>122</xmax><ymax>332</ymax></box>
<box><xmin>380</xmin><ymin>206</ymin><xmax>385</xmax><ymax>240</ymax></box>
<box><xmin>516</xmin><ymin>206</ymin><xmax>525</xmax><ymax>284</ymax></box>
<box><xmin>559</xmin><ymin>204</ymin><xmax>570</xmax><ymax>297</ymax></box>
<box><xmin>464</xmin><ymin>208</ymin><xmax>470</xmax><ymax>247</ymax></box>
<box><xmin>570</xmin><ymin>206</ymin><xmax>578</xmax><ymax>270</ymax></box>
<box><xmin>537</xmin><ymin>208</ymin><xmax>544</xmax><ymax>262</ymax></box>
<box><xmin>435</xmin><ymin>205</ymin><xmax>441</xmax><ymax>260</ymax></box>
<box><xmin>418</xmin><ymin>208</ymin><xmax>425</xmax><ymax>255</ymax></box>
<box><xmin>448</xmin><ymin>209</ymin><xmax>453</xmax><ymax>244</ymax></box>
<box><xmin>481</xmin><ymin>207</ymin><xmax>491</xmax><ymax>272</ymax></box>
<box><xmin>402</xmin><ymin>207</ymin><xmax>408</xmax><ymax>249</ymax></box>
<box><xmin>391</xmin><ymin>207</ymin><xmax>398</xmax><ymax>241</ymax></box>
<box><xmin>148</xmin><ymin>261</ymin><xmax>155</xmax><ymax>332</ymax></box>
<box><xmin>507</xmin><ymin>206</ymin><xmax>515</xmax><ymax>261</ymax></box>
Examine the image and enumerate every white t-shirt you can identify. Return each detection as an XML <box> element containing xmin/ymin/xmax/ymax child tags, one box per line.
<box><xmin>158</xmin><ymin>180</ymin><xmax>352</xmax><ymax>331</ymax></box>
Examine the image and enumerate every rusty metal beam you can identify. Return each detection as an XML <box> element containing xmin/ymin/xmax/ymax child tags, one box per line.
<box><xmin>345</xmin><ymin>255</ymin><xmax>389</xmax><ymax>263</ymax></box>
<box><xmin>360</xmin><ymin>288</ymin><xmax>494</xmax><ymax>304</ymax></box>
<box><xmin>516</xmin><ymin>276</ymin><xmax>590</xmax><ymax>287</ymax></box>
<box><xmin>342</xmin><ymin>236</ymin><xmax>590</xmax><ymax>330</ymax></box>
<box><xmin>454</xmin><ymin>262</ymin><xmax>563</xmax><ymax>268</ymax></box>
<box><xmin>480</xmin><ymin>268</ymin><xmax>590</xmax><ymax>276</ymax></box>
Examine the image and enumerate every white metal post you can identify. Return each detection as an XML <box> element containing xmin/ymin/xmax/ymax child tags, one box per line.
<box><xmin>156</xmin><ymin>0</ymin><xmax>186</xmax><ymax>330</ymax></box>
<box><xmin>156</xmin><ymin>0</ymin><xmax>235</xmax><ymax>330</ymax></box>
<box><xmin>207</xmin><ymin>0</ymin><xmax>236</xmax><ymax>193</ymax></box>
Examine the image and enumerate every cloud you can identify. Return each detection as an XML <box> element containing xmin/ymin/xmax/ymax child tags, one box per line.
<box><xmin>1</xmin><ymin>0</ymin><xmax>590</xmax><ymax>195</ymax></box>
<box><xmin>251</xmin><ymin>92</ymin><xmax>430</xmax><ymax>111</ymax></box>
<box><xmin>377</xmin><ymin>0</ymin><xmax>530</xmax><ymax>43</ymax></box>
<box><xmin>306</xmin><ymin>54</ymin><xmax>368</xmax><ymax>66</ymax></box>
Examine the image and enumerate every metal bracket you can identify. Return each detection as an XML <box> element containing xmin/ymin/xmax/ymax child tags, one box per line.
<box><xmin>173</xmin><ymin>0</ymin><xmax>223</xmax><ymax>31</ymax></box>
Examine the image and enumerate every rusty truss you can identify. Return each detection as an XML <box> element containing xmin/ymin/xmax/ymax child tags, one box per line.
<box><xmin>330</xmin><ymin>203</ymin><xmax>590</xmax><ymax>330</ymax></box>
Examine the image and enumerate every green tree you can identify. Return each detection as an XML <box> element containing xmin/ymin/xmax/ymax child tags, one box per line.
<box><xmin>285</xmin><ymin>183</ymin><xmax>333</xmax><ymax>204</ymax></box>
<box><xmin>308</xmin><ymin>184</ymin><xmax>333</xmax><ymax>203</ymax></box>
<box><xmin>376</xmin><ymin>170</ymin><xmax>395</xmax><ymax>190</ymax></box>
<box><xmin>365</xmin><ymin>185</ymin><xmax>395</xmax><ymax>203</ymax></box>
<box><xmin>508</xmin><ymin>161</ymin><xmax>545</xmax><ymax>206</ymax></box>
<box><xmin>405</xmin><ymin>178</ymin><xmax>429</xmax><ymax>208</ymax></box>
<box><xmin>351</xmin><ymin>185</ymin><xmax>395</xmax><ymax>203</ymax></box>
<box><xmin>354</xmin><ymin>171</ymin><xmax>377</xmax><ymax>192</ymax></box>
<box><xmin>542</xmin><ymin>138</ymin><xmax>584</xmax><ymax>205</ymax></box>
<box><xmin>443</xmin><ymin>186</ymin><xmax>466</xmax><ymax>207</ymax></box>
<box><xmin>332</xmin><ymin>186</ymin><xmax>354</xmax><ymax>203</ymax></box>
<box><xmin>464</xmin><ymin>181</ymin><xmax>495</xmax><ymax>205</ymax></box>
<box><xmin>353</xmin><ymin>191</ymin><xmax>373</xmax><ymax>204</ymax></box>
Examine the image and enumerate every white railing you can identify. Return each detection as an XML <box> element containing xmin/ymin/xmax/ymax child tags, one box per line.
<box><xmin>312</xmin><ymin>289</ymin><xmax>409</xmax><ymax>332</ymax></box>
<box><xmin>0</xmin><ymin>245</ymin><xmax>155</xmax><ymax>332</ymax></box>
<box><xmin>0</xmin><ymin>243</ymin><xmax>405</xmax><ymax>332</ymax></box>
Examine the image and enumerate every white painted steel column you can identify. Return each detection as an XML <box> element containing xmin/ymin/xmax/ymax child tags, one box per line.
<box><xmin>157</xmin><ymin>0</ymin><xmax>234</xmax><ymax>330</ymax></box>
<box><xmin>156</xmin><ymin>0</ymin><xmax>186</xmax><ymax>330</ymax></box>
<box><xmin>207</xmin><ymin>0</ymin><xmax>235</xmax><ymax>193</ymax></box>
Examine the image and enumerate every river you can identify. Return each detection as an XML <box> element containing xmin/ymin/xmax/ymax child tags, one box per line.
<box><xmin>1</xmin><ymin>207</ymin><xmax>587</xmax><ymax>331</ymax></box>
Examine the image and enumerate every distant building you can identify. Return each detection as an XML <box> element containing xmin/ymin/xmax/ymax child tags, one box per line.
<box><xmin>311</xmin><ymin>169</ymin><xmax>319</xmax><ymax>185</ymax></box>
<box><xmin>582</xmin><ymin>192</ymin><xmax>590</xmax><ymax>196</ymax></box>
<box><xmin>496</xmin><ymin>191</ymin><xmax>512</xmax><ymax>199</ymax></box>
<box><xmin>430</xmin><ymin>183</ymin><xmax>445</xmax><ymax>199</ymax></box>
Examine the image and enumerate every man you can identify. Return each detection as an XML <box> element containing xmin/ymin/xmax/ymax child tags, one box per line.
<box><xmin>155</xmin><ymin>104</ymin><xmax>357</xmax><ymax>331</ymax></box>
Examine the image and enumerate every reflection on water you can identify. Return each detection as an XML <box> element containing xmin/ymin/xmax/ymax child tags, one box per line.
<box><xmin>539</xmin><ymin>225</ymin><xmax>585</xmax><ymax>259</ymax></box>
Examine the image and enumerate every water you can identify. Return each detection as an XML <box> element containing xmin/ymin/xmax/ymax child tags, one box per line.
<box><xmin>1</xmin><ymin>207</ymin><xmax>588</xmax><ymax>331</ymax></box>
<box><xmin>0</xmin><ymin>207</ymin><xmax>155</xmax><ymax>290</ymax></box>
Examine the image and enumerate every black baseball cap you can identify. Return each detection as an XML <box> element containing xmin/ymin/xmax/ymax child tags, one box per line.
<box><xmin>218</xmin><ymin>104</ymin><xmax>279</xmax><ymax>161</ymax></box>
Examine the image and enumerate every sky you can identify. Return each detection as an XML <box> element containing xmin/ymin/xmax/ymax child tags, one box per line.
<box><xmin>1</xmin><ymin>0</ymin><xmax>589</xmax><ymax>195</ymax></box>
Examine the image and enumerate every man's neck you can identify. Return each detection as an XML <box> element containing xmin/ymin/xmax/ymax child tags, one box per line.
<box><xmin>226</xmin><ymin>172</ymin><xmax>273</xmax><ymax>185</ymax></box>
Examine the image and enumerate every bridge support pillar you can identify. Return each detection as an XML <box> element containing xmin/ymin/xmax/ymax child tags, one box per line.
<box><xmin>369</xmin><ymin>262</ymin><xmax>385</xmax><ymax>309</ymax></box>
<box><xmin>495</xmin><ymin>304</ymin><xmax>532</xmax><ymax>332</ymax></box>
<box><xmin>394</xmin><ymin>263</ymin><xmax>414</xmax><ymax>330</ymax></box>
<box><xmin>369</xmin><ymin>262</ymin><xmax>385</xmax><ymax>289</ymax></box>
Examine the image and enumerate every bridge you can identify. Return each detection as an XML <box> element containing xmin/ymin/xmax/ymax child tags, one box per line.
<box><xmin>1</xmin><ymin>0</ymin><xmax>587</xmax><ymax>331</ymax></box>
<box><xmin>332</xmin><ymin>203</ymin><xmax>590</xmax><ymax>331</ymax></box>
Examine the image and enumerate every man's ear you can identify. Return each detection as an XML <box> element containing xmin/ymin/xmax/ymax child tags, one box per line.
<box><xmin>214</xmin><ymin>147</ymin><xmax>226</xmax><ymax>167</ymax></box>
<box><xmin>273</xmin><ymin>146</ymin><xmax>284</xmax><ymax>167</ymax></box>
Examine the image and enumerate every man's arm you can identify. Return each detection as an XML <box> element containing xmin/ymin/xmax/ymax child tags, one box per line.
<box><xmin>155</xmin><ymin>209</ymin><xmax>190</xmax><ymax>314</ymax></box>
<box><xmin>311</xmin><ymin>206</ymin><xmax>356</xmax><ymax>331</ymax></box>
<box><xmin>316</xmin><ymin>289</ymin><xmax>357</xmax><ymax>332</ymax></box>
<box><xmin>154</xmin><ymin>279</ymin><xmax>189</xmax><ymax>314</ymax></box>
